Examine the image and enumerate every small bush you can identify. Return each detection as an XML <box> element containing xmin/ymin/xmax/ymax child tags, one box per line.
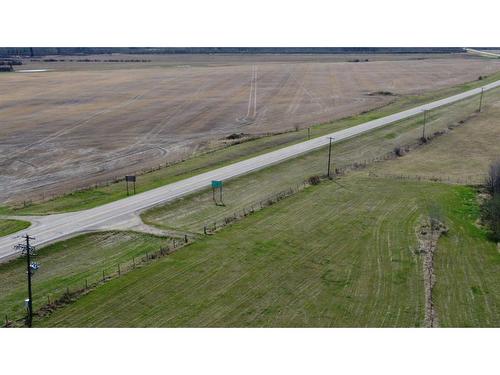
<box><xmin>308</xmin><ymin>175</ymin><xmax>321</xmax><ymax>185</ymax></box>
<box><xmin>428</xmin><ymin>204</ymin><xmax>446</xmax><ymax>232</ymax></box>
<box><xmin>481</xmin><ymin>196</ymin><xmax>500</xmax><ymax>241</ymax></box>
<box><xmin>394</xmin><ymin>146</ymin><xmax>404</xmax><ymax>157</ymax></box>
<box><xmin>226</xmin><ymin>133</ymin><xmax>245</xmax><ymax>140</ymax></box>
<box><xmin>369</xmin><ymin>91</ymin><xmax>395</xmax><ymax>96</ymax></box>
<box><xmin>486</xmin><ymin>160</ymin><xmax>500</xmax><ymax>195</ymax></box>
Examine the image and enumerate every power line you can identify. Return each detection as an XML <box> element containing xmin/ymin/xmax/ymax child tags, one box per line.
<box><xmin>422</xmin><ymin>109</ymin><xmax>427</xmax><ymax>141</ymax></box>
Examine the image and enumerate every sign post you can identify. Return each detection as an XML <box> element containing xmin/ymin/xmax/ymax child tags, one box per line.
<box><xmin>125</xmin><ymin>175</ymin><xmax>136</xmax><ymax>196</ymax></box>
<box><xmin>211</xmin><ymin>180</ymin><xmax>223</xmax><ymax>205</ymax></box>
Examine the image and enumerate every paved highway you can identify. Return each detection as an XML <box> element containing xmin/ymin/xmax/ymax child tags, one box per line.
<box><xmin>1</xmin><ymin>79</ymin><xmax>499</xmax><ymax>262</ymax></box>
<box><xmin>465</xmin><ymin>48</ymin><xmax>500</xmax><ymax>59</ymax></box>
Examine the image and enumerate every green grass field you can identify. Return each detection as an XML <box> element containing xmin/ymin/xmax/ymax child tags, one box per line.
<box><xmin>0</xmin><ymin>231</ymin><xmax>168</xmax><ymax>324</ymax></box>
<box><xmin>0</xmin><ymin>219</ymin><xmax>30</xmax><ymax>237</ymax></box>
<box><xmin>37</xmin><ymin>176</ymin><xmax>499</xmax><ymax>327</ymax></box>
<box><xmin>4</xmin><ymin>72</ymin><xmax>500</xmax><ymax>216</ymax></box>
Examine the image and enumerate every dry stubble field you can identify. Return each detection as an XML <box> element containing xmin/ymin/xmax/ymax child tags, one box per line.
<box><xmin>1</xmin><ymin>53</ymin><xmax>500</xmax><ymax>203</ymax></box>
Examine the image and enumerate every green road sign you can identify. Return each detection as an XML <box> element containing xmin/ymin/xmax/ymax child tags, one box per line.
<box><xmin>212</xmin><ymin>180</ymin><xmax>223</xmax><ymax>189</ymax></box>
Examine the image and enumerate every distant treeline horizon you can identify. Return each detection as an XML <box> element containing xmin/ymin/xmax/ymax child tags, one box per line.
<box><xmin>2</xmin><ymin>47</ymin><xmax>497</xmax><ymax>57</ymax></box>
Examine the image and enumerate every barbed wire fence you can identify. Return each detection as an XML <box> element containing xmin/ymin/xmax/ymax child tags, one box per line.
<box><xmin>3</xmin><ymin>235</ymin><xmax>197</xmax><ymax>327</ymax></box>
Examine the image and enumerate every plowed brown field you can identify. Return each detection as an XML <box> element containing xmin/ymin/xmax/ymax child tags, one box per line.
<box><xmin>1</xmin><ymin>53</ymin><xmax>499</xmax><ymax>202</ymax></box>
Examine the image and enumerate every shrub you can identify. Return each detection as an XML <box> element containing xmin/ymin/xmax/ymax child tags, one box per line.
<box><xmin>226</xmin><ymin>133</ymin><xmax>245</xmax><ymax>140</ymax></box>
<box><xmin>308</xmin><ymin>175</ymin><xmax>321</xmax><ymax>185</ymax></box>
<box><xmin>481</xmin><ymin>196</ymin><xmax>500</xmax><ymax>241</ymax></box>
<box><xmin>394</xmin><ymin>146</ymin><xmax>404</xmax><ymax>157</ymax></box>
<box><xmin>485</xmin><ymin>160</ymin><xmax>500</xmax><ymax>195</ymax></box>
<box><xmin>369</xmin><ymin>91</ymin><xmax>395</xmax><ymax>96</ymax></box>
<box><xmin>428</xmin><ymin>204</ymin><xmax>445</xmax><ymax>232</ymax></box>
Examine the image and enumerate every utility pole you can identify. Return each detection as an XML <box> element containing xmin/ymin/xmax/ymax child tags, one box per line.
<box><xmin>308</xmin><ymin>127</ymin><xmax>311</xmax><ymax>140</ymax></box>
<box><xmin>422</xmin><ymin>109</ymin><xmax>427</xmax><ymax>140</ymax></box>
<box><xmin>327</xmin><ymin>137</ymin><xmax>334</xmax><ymax>178</ymax></box>
<box><xmin>14</xmin><ymin>234</ymin><xmax>38</xmax><ymax>327</ymax></box>
<box><xmin>478</xmin><ymin>88</ymin><xmax>484</xmax><ymax>112</ymax></box>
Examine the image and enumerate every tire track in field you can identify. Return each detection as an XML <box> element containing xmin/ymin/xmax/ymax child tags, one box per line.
<box><xmin>72</xmin><ymin>71</ymin><xmax>247</xmax><ymax>176</ymax></box>
<box><xmin>240</xmin><ymin>65</ymin><xmax>258</xmax><ymax>123</ymax></box>
<box><xmin>288</xmin><ymin>64</ymin><xmax>328</xmax><ymax>113</ymax></box>
<box><xmin>0</xmin><ymin>75</ymin><xmax>175</xmax><ymax>169</ymax></box>
<box><xmin>243</xmin><ymin>65</ymin><xmax>295</xmax><ymax>129</ymax></box>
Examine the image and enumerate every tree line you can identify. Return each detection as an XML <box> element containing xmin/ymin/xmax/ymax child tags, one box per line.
<box><xmin>0</xmin><ymin>47</ymin><xmax>467</xmax><ymax>58</ymax></box>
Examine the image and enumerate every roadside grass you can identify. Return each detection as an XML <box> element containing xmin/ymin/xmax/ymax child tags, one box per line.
<box><xmin>38</xmin><ymin>176</ymin><xmax>499</xmax><ymax>328</ymax></box>
<box><xmin>0</xmin><ymin>219</ymin><xmax>30</xmax><ymax>237</ymax></box>
<box><xmin>142</xmin><ymin>86</ymin><xmax>500</xmax><ymax>233</ymax></box>
<box><xmin>5</xmin><ymin>72</ymin><xmax>500</xmax><ymax>216</ymax></box>
<box><xmin>367</xmin><ymin>92</ymin><xmax>500</xmax><ymax>184</ymax></box>
<box><xmin>0</xmin><ymin>231</ymin><xmax>168</xmax><ymax>324</ymax></box>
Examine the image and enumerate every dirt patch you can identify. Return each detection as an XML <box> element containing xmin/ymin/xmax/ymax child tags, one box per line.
<box><xmin>368</xmin><ymin>91</ymin><xmax>396</xmax><ymax>96</ymax></box>
<box><xmin>416</xmin><ymin>219</ymin><xmax>448</xmax><ymax>327</ymax></box>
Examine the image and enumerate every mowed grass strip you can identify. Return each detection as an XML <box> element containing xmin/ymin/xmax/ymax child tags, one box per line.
<box><xmin>0</xmin><ymin>231</ymin><xmax>168</xmax><ymax>323</ymax></box>
<box><xmin>0</xmin><ymin>219</ymin><xmax>30</xmax><ymax>237</ymax></box>
<box><xmin>142</xmin><ymin>86</ymin><xmax>500</xmax><ymax>234</ymax></box>
<box><xmin>6</xmin><ymin>72</ymin><xmax>500</xmax><ymax>216</ymax></box>
<box><xmin>39</xmin><ymin>177</ymin><xmax>457</xmax><ymax>328</ymax></box>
